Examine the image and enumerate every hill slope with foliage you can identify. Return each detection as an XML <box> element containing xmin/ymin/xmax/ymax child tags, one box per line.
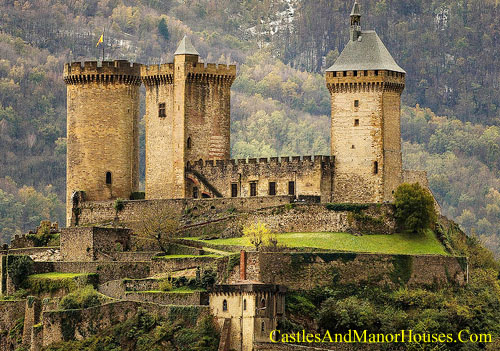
<box><xmin>0</xmin><ymin>0</ymin><xmax>498</xmax><ymax>255</ymax></box>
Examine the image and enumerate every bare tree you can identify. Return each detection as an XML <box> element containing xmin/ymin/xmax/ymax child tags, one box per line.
<box><xmin>132</xmin><ymin>202</ymin><xmax>179</xmax><ymax>253</ymax></box>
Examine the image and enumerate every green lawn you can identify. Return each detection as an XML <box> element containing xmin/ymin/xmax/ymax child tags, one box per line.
<box><xmin>28</xmin><ymin>272</ymin><xmax>91</xmax><ymax>280</ymax></box>
<box><xmin>152</xmin><ymin>254</ymin><xmax>221</xmax><ymax>260</ymax></box>
<box><xmin>194</xmin><ymin>230</ymin><xmax>448</xmax><ymax>255</ymax></box>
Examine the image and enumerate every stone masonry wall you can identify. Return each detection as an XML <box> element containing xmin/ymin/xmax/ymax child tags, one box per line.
<box><xmin>187</xmin><ymin>156</ymin><xmax>334</xmax><ymax>202</ymax></box>
<box><xmin>75</xmin><ymin>196</ymin><xmax>294</xmax><ymax>226</ymax></box>
<box><xmin>229</xmin><ymin>252</ymin><xmax>467</xmax><ymax>289</ymax></box>
<box><xmin>64</xmin><ymin>60</ymin><xmax>141</xmax><ymax>225</ymax></box>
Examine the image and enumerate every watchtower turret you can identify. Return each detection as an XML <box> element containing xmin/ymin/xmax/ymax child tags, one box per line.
<box><xmin>326</xmin><ymin>1</ymin><xmax>405</xmax><ymax>203</ymax></box>
<box><xmin>64</xmin><ymin>60</ymin><xmax>141</xmax><ymax>224</ymax></box>
<box><xmin>141</xmin><ymin>36</ymin><xmax>236</xmax><ymax>199</ymax></box>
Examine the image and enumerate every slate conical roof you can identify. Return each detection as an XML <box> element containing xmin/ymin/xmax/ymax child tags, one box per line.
<box><xmin>326</xmin><ymin>31</ymin><xmax>405</xmax><ymax>73</ymax></box>
<box><xmin>174</xmin><ymin>36</ymin><xmax>199</xmax><ymax>56</ymax></box>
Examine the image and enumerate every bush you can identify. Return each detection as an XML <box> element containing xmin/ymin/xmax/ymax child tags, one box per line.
<box><xmin>318</xmin><ymin>296</ymin><xmax>377</xmax><ymax>332</ymax></box>
<box><xmin>394</xmin><ymin>183</ymin><xmax>437</xmax><ymax>233</ymax></box>
<box><xmin>59</xmin><ymin>285</ymin><xmax>103</xmax><ymax>310</ymax></box>
<box><xmin>159</xmin><ymin>278</ymin><xmax>173</xmax><ymax>292</ymax></box>
<box><xmin>114</xmin><ymin>198</ymin><xmax>125</xmax><ymax>212</ymax></box>
<box><xmin>7</xmin><ymin>256</ymin><xmax>33</xmax><ymax>289</ymax></box>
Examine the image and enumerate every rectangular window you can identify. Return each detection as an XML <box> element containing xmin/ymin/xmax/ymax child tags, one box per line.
<box><xmin>158</xmin><ymin>103</ymin><xmax>166</xmax><ymax>117</ymax></box>
<box><xmin>354</xmin><ymin>100</ymin><xmax>359</xmax><ymax>107</ymax></box>
<box><xmin>269</xmin><ymin>182</ymin><xmax>276</xmax><ymax>196</ymax></box>
<box><xmin>231</xmin><ymin>183</ymin><xmax>238</xmax><ymax>198</ymax></box>
<box><xmin>193</xmin><ymin>187</ymin><xmax>198</xmax><ymax>199</ymax></box>
<box><xmin>288</xmin><ymin>181</ymin><xmax>295</xmax><ymax>196</ymax></box>
<box><xmin>354</xmin><ymin>119</ymin><xmax>359</xmax><ymax>126</ymax></box>
<box><xmin>250</xmin><ymin>182</ymin><xmax>257</xmax><ymax>197</ymax></box>
<box><xmin>374</xmin><ymin>161</ymin><xmax>379</xmax><ymax>174</ymax></box>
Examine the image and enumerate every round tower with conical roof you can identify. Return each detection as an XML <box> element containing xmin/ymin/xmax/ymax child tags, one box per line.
<box><xmin>141</xmin><ymin>37</ymin><xmax>236</xmax><ymax>199</ymax></box>
<box><xmin>326</xmin><ymin>1</ymin><xmax>405</xmax><ymax>203</ymax></box>
<box><xmin>64</xmin><ymin>60</ymin><xmax>142</xmax><ymax>225</ymax></box>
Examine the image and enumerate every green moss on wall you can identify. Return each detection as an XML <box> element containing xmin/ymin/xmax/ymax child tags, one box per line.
<box><xmin>390</xmin><ymin>255</ymin><xmax>413</xmax><ymax>285</ymax></box>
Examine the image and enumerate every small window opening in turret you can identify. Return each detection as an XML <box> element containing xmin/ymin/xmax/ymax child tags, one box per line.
<box><xmin>158</xmin><ymin>103</ymin><xmax>166</xmax><ymax>118</ymax></box>
<box><xmin>375</xmin><ymin>70</ymin><xmax>379</xmax><ymax>76</ymax></box>
<box><xmin>343</xmin><ymin>71</ymin><xmax>347</xmax><ymax>77</ymax></box>
<box><xmin>351</xmin><ymin>145</ymin><xmax>355</xmax><ymax>149</ymax></box>
<box><xmin>261</xmin><ymin>321</ymin><xmax>265</xmax><ymax>332</ymax></box>
<box><xmin>364</xmin><ymin>70</ymin><xmax>368</xmax><ymax>76</ymax></box>
<box><xmin>353</xmin><ymin>71</ymin><xmax>358</xmax><ymax>77</ymax></box>
<box><xmin>288</xmin><ymin>181</ymin><xmax>295</xmax><ymax>196</ymax></box>
<box><xmin>354</xmin><ymin>100</ymin><xmax>359</xmax><ymax>107</ymax></box>
<box><xmin>187</xmin><ymin>137</ymin><xmax>192</xmax><ymax>149</ymax></box>
<box><xmin>193</xmin><ymin>187</ymin><xmax>198</xmax><ymax>199</ymax></box>
<box><xmin>243</xmin><ymin>299</ymin><xmax>247</xmax><ymax>310</ymax></box>
<box><xmin>231</xmin><ymin>183</ymin><xmax>238</xmax><ymax>197</ymax></box>
<box><xmin>374</xmin><ymin>161</ymin><xmax>379</xmax><ymax>174</ymax></box>
<box><xmin>354</xmin><ymin>119</ymin><xmax>359</xmax><ymax>126</ymax></box>
<box><xmin>223</xmin><ymin>299</ymin><xmax>228</xmax><ymax>311</ymax></box>
<box><xmin>106</xmin><ymin>172</ymin><xmax>112</xmax><ymax>185</ymax></box>
<box><xmin>261</xmin><ymin>298</ymin><xmax>266</xmax><ymax>308</ymax></box>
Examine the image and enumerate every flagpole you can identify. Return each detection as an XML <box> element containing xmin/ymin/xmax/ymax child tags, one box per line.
<box><xmin>102</xmin><ymin>27</ymin><xmax>105</xmax><ymax>61</ymax></box>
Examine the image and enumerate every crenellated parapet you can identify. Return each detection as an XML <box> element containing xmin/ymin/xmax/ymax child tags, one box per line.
<box><xmin>140</xmin><ymin>63</ymin><xmax>175</xmax><ymax>86</ymax></box>
<box><xmin>187</xmin><ymin>155</ymin><xmax>334</xmax><ymax>172</ymax></box>
<box><xmin>63</xmin><ymin>60</ymin><xmax>142</xmax><ymax>85</ymax></box>
<box><xmin>185</xmin><ymin>62</ymin><xmax>236</xmax><ymax>85</ymax></box>
<box><xmin>326</xmin><ymin>70</ymin><xmax>405</xmax><ymax>94</ymax></box>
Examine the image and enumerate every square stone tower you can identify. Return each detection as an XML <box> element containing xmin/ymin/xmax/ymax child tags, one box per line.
<box><xmin>326</xmin><ymin>1</ymin><xmax>405</xmax><ymax>203</ymax></box>
<box><xmin>141</xmin><ymin>37</ymin><xmax>236</xmax><ymax>199</ymax></box>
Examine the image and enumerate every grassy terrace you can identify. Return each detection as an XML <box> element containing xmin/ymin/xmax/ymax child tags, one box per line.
<box><xmin>28</xmin><ymin>272</ymin><xmax>91</xmax><ymax>280</ymax></box>
<box><xmin>152</xmin><ymin>254</ymin><xmax>222</xmax><ymax>260</ymax></box>
<box><xmin>190</xmin><ymin>230</ymin><xmax>448</xmax><ymax>255</ymax></box>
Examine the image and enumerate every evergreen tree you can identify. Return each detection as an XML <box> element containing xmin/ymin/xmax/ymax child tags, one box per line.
<box><xmin>158</xmin><ymin>18</ymin><xmax>169</xmax><ymax>40</ymax></box>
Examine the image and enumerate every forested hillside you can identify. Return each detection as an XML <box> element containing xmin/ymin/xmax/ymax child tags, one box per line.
<box><xmin>0</xmin><ymin>0</ymin><xmax>498</xmax><ymax>254</ymax></box>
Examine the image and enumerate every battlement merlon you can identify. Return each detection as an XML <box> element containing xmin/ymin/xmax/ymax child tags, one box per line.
<box><xmin>326</xmin><ymin>70</ymin><xmax>405</xmax><ymax>94</ymax></box>
<box><xmin>140</xmin><ymin>63</ymin><xmax>175</xmax><ymax>86</ymax></box>
<box><xmin>63</xmin><ymin>60</ymin><xmax>142</xmax><ymax>85</ymax></box>
<box><xmin>186</xmin><ymin>155</ymin><xmax>334</xmax><ymax>171</ymax></box>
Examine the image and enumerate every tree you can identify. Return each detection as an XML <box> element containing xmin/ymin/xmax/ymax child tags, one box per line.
<box><xmin>243</xmin><ymin>221</ymin><xmax>273</xmax><ymax>251</ymax></box>
<box><xmin>394</xmin><ymin>183</ymin><xmax>437</xmax><ymax>234</ymax></box>
<box><xmin>158</xmin><ymin>18</ymin><xmax>169</xmax><ymax>40</ymax></box>
<box><xmin>132</xmin><ymin>202</ymin><xmax>179</xmax><ymax>253</ymax></box>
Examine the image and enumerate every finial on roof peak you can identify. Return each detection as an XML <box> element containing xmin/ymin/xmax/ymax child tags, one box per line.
<box><xmin>174</xmin><ymin>35</ymin><xmax>199</xmax><ymax>56</ymax></box>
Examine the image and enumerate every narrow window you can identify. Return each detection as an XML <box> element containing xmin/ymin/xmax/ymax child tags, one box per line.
<box><xmin>364</xmin><ymin>70</ymin><xmax>368</xmax><ymax>76</ymax></box>
<box><xmin>343</xmin><ymin>71</ymin><xmax>347</xmax><ymax>77</ymax></box>
<box><xmin>268</xmin><ymin>182</ymin><xmax>276</xmax><ymax>196</ymax></box>
<box><xmin>223</xmin><ymin>299</ymin><xmax>228</xmax><ymax>311</ymax></box>
<box><xmin>354</xmin><ymin>119</ymin><xmax>359</xmax><ymax>126</ymax></box>
<box><xmin>374</xmin><ymin>161</ymin><xmax>379</xmax><ymax>174</ymax></box>
<box><xmin>187</xmin><ymin>137</ymin><xmax>192</xmax><ymax>149</ymax></box>
<box><xmin>351</xmin><ymin>145</ymin><xmax>355</xmax><ymax>149</ymax></box>
<box><xmin>106</xmin><ymin>172</ymin><xmax>112</xmax><ymax>185</ymax></box>
<box><xmin>288</xmin><ymin>181</ymin><xmax>295</xmax><ymax>196</ymax></box>
<box><xmin>243</xmin><ymin>299</ymin><xmax>247</xmax><ymax>311</ymax></box>
<box><xmin>261</xmin><ymin>298</ymin><xmax>266</xmax><ymax>308</ymax></box>
<box><xmin>261</xmin><ymin>321</ymin><xmax>265</xmax><ymax>332</ymax></box>
<box><xmin>354</xmin><ymin>100</ymin><xmax>359</xmax><ymax>107</ymax></box>
<box><xmin>353</xmin><ymin>70</ymin><xmax>357</xmax><ymax>76</ymax></box>
<box><xmin>231</xmin><ymin>183</ymin><xmax>238</xmax><ymax>197</ymax></box>
<box><xmin>193</xmin><ymin>187</ymin><xmax>198</xmax><ymax>199</ymax></box>
<box><xmin>250</xmin><ymin>182</ymin><xmax>257</xmax><ymax>197</ymax></box>
<box><xmin>374</xmin><ymin>70</ymin><xmax>379</xmax><ymax>76</ymax></box>
<box><xmin>158</xmin><ymin>103</ymin><xmax>166</xmax><ymax>118</ymax></box>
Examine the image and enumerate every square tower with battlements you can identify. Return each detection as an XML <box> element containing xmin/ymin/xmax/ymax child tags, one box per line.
<box><xmin>141</xmin><ymin>37</ymin><xmax>236</xmax><ymax>199</ymax></box>
<box><xmin>326</xmin><ymin>1</ymin><xmax>405</xmax><ymax>203</ymax></box>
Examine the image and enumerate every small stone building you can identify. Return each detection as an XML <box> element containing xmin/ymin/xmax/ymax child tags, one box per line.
<box><xmin>210</xmin><ymin>283</ymin><xmax>286</xmax><ymax>351</ymax></box>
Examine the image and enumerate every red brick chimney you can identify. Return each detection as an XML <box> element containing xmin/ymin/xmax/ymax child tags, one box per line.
<box><xmin>240</xmin><ymin>250</ymin><xmax>247</xmax><ymax>280</ymax></box>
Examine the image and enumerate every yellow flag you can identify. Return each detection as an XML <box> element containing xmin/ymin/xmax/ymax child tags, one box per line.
<box><xmin>96</xmin><ymin>34</ymin><xmax>103</xmax><ymax>47</ymax></box>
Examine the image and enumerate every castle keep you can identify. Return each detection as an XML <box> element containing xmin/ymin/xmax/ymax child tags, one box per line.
<box><xmin>63</xmin><ymin>3</ymin><xmax>424</xmax><ymax>225</ymax></box>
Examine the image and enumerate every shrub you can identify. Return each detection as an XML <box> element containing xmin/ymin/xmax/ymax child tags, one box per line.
<box><xmin>114</xmin><ymin>198</ymin><xmax>125</xmax><ymax>212</ymax></box>
<box><xmin>394</xmin><ymin>183</ymin><xmax>437</xmax><ymax>233</ymax></box>
<box><xmin>159</xmin><ymin>278</ymin><xmax>173</xmax><ymax>292</ymax></box>
<box><xmin>59</xmin><ymin>285</ymin><xmax>103</xmax><ymax>310</ymax></box>
<box><xmin>7</xmin><ymin>256</ymin><xmax>33</xmax><ymax>289</ymax></box>
<box><xmin>318</xmin><ymin>296</ymin><xmax>377</xmax><ymax>332</ymax></box>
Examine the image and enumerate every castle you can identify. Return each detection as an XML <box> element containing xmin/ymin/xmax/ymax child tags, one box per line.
<box><xmin>63</xmin><ymin>1</ymin><xmax>427</xmax><ymax>225</ymax></box>
<box><xmin>0</xmin><ymin>4</ymin><xmax>467</xmax><ymax>351</ymax></box>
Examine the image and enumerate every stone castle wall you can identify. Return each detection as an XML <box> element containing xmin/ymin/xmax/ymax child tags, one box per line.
<box><xmin>326</xmin><ymin>70</ymin><xmax>405</xmax><ymax>204</ymax></box>
<box><xmin>187</xmin><ymin>156</ymin><xmax>334</xmax><ymax>201</ymax></box>
<box><xmin>229</xmin><ymin>252</ymin><xmax>467</xmax><ymax>289</ymax></box>
<box><xmin>64</xmin><ymin>60</ymin><xmax>142</xmax><ymax>225</ymax></box>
